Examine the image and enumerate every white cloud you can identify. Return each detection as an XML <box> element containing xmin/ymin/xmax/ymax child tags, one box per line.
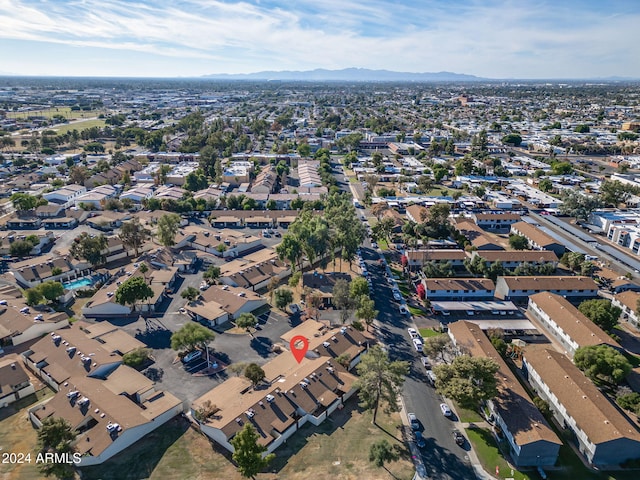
<box><xmin>0</xmin><ymin>0</ymin><xmax>638</xmax><ymax>77</ymax></box>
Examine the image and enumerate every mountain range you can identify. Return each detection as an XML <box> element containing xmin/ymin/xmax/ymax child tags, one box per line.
<box><xmin>202</xmin><ymin>68</ymin><xmax>486</xmax><ymax>82</ymax></box>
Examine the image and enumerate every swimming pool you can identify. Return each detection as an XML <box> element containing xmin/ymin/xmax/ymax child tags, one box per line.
<box><xmin>62</xmin><ymin>277</ymin><xmax>94</xmax><ymax>290</ymax></box>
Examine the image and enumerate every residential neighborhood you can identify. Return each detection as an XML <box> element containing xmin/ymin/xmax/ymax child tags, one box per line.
<box><xmin>1</xmin><ymin>75</ymin><xmax>640</xmax><ymax>480</ymax></box>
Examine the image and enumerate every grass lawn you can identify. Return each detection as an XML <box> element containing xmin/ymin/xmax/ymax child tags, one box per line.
<box><xmin>0</xmin><ymin>388</ymin><xmax>55</xmax><ymax>480</ymax></box>
<box><xmin>272</xmin><ymin>400</ymin><xmax>414</xmax><ymax>480</ymax></box>
<box><xmin>377</xmin><ymin>238</ymin><xmax>389</xmax><ymax>250</ymax></box>
<box><xmin>53</xmin><ymin>118</ymin><xmax>106</xmax><ymax>134</ymax></box>
<box><xmin>408</xmin><ymin>305</ymin><xmax>424</xmax><ymax>316</ymax></box>
<box><xmin>419</xmin><ymin>328</ymin><xmax>439</xmax><ymax>338</ymax></box>
<box><xmin>80</xmin><ymin>399</ymin><xmax>414</xmax><ymax>480</ymax></box>
<box><xmin>6</xmin><ymin>107</ymin><xmax>102</xmax><ymax>120</ymax></box>
<box><xmin>453</xmin><ymin>402</ymin><xmax>484</xmax><ymax>423</ymax></box>
<box><xmin>465</xmin><ymin>427</ymin><xmax>531</xmax><ymax>480</ymax></box>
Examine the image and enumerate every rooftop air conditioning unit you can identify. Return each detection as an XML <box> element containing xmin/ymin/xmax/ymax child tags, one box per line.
<box><xmin>266</xmin><ymin>394</ymin><xmax>275</xmax><ymax>402</ymax></box>
<box><xmin>78</xmin><ymin>397</ymin><xmax>90</xmax><ymax>406</ymax></box>
<box><xmin>340</xmin><ymin>327</ymin><xmax>347</xmax><ymax>335</ymax></box>
<box><xmin>300</xmin><ymin>382</ymin><xmax>309</xmax><ymax>388</ymax></box>
<box><xmin>322</xmin><ymin>341</ymin><xmax>330</xmax><ymax>348</ymax></box>
<box><xmin>245</xmin><ymin>410</ymin><xmax>255</xmax><ymax>418</ymax></box>
<box><xmin>326</xmin><ymin>367</ymin><xmax>335</xmax><ymax>373</ymax></box>
<box><xmin>66</xmin><ymin>391</ymin><xmax>79</xmax><ymax>399</ymax></box>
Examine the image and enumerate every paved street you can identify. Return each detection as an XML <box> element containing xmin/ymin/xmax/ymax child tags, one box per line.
<box><xmin>361</xmin><ymin>245</ymin><xmax>478</xmax><ymax>480</ymax></box>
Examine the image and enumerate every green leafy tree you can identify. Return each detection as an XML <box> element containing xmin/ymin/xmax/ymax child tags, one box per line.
<box><xmin>276</xmin><ymin>234</ymin><xmax>303</xmax><ymax>271</ymax></box>
<box><xmin>422</xmin><ymin>334</ymin><xmax>454</xmax><ymax>363</ymax></box>
<box><xmin>180</xmin><ymin>286</ymin><xmax>200</xmax><ymax>301</ymax></box>
<box><xmin>203</xmin><ymin>265</ymin><xmax>221</xmax><ymax>283</ymax></box>
<box><xmin>244</xmin><ymin>362</ymin><xmax>265</xmax><ymax>387</ymax></box>
<box><xmin>236</xmin><ymin>313</ymin><xmax>258</xmax><ymax>334</ymax></box>
<box><xmin>508</xmin><ymin>234</ymin><xmax>529</xmax><ymax>250</ymax></box>
<box><xmin>25</xmin><ymin>287</ymin><xmax>44</xmax><ymax>306</ymax></box>
<box><xmin>122</xmin><ymin>347</ymin><xmax>151</xmax><ymax>368</ymax></box>
<box><xmin>433</xmin><ymin>355</ymin><xmax>500</xmax><ymax>409</ymax></box>
<box><xmin>501</xmin><ymin>133</ymin><xmax>522</xmax><ymax>146</ymax></box>
<box><xmin>350</xmin><ymin>277</ymin><xmax>370</xmax><ymax>299</ymax></box>
<box><xmin>355</xmin><ymin>345</ymin><xmax>410</xmax><ymax>425</ymax></box>
<box><xmin>273</xmin><ymin>287</ymin><xmax>293</xmax><ymax>310</ymax></box>
<box><xmin>115</xmin><ymin>276</ymin><xmax>154</xmax><ymax>311</ymax></box>
<box><xmin>231</xmin><ymin>423</ymin><xmax>275</xmax><ymax>479</ymax></box>
<box><xmin>574</xmin><ymin>124</ymin><xmax>590</xmax><ymax>133</ymax></box>
<box><xmin>578</xmin><ymin>299</ymin><xmax>621</xmax><ymax>332</ymax></box>
<box><xmin>9</xmin><ymin>239</ymin><xmax>34</xmax><ymax>257</ymax></box>
<box><xmin>538</xmin><ymin>178</ymin><xmax>553</xmax><ymax>193</ymax></box>
<box><xmin>184</xmin><ymin>169</ymin><xmax>209</xmax><ymax>192</ymax></box>
<box><xmin>599</xmin><ymin>180</ymin><xmax>640</xmax><ymax>207</ymax></box>
<box><xmin>559</xmin><ymin>190</ymin><xmax>603</xmax><ymax>221</ymax></box>
<box><xmin>37</xmin><ymin>417</ymin><xmax>77</xmax><ymax>479</ymax></box>
<box><xmin>170</xmin><ymin>322</ymin><xmax>215</xmax><ymax>352</ymax></box>
<box><xmin>156</xmin><ymin>213</ymin><xmax>181</xmax><ymax>247</ymax></box>
<box><xmin>369</xmin><ymin>439</ymin><xmax>399</xmax><ymax>469</ymax></box>
<box><xmin>617</xmin><ymin>392</ymin><xmax>640</xmax><ymax>415</ymax></box>
<box><xmin>69</xmin><ymin>232</ymin><xmax>108</xmax><ymax>266</ymax></box>
<box><xmin>355</xmin><ymin>296</ymin><xmax>378</xmax><ymax>331</ymax></box>
<box><xmin>332</xmin><ymin>278</ymin><xmax>354</xmax><ymax>323</ymax></box>
<box><xmin>574</xmin><ymin>345</ymin><xmax>631</xmax><ymax>385</ymax></box>
<box><xmin>10</xmin><ymin>192</ymin><xmax>39</xmax><ymax>211</ymax></box>
<box><xmin>119</xmin><ymin>218</ymin><xmax>150</xmax><ymax>256</ymax></box>
<box><xmin>38</xmin><ymin>281</ymin><xmax>64</xmax><ymax>303</ymax></box>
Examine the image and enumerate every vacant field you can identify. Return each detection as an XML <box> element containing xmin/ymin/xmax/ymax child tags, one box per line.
<box><xmin>6</xmin><ymin>107</ymin><xmax>103</xmax><ymax>121</ymax></box>
<box><xmin>0</xmin><ymin>388</ymin><xmax>55</xmax><ymax>480</ymax></box>
<box><xmin>81</xmin><ymin>400</ymin><xmax>413</xmax><ymax>480</ymax></box>
<box><xmin>52</xmin><ymin>118</ymin><xmax>106</xmax><ymax>134</ymax></box>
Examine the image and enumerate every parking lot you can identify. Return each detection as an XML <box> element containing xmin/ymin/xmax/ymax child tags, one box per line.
<box><xmin>89</xmin><ymin>272</ymin><xmax>300</xmax><ymax>403</ymax></box>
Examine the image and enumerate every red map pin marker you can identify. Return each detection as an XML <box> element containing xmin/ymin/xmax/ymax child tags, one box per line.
<box><xmin>290</xmin><ymin>335</ymin><xmax>309</xmax><ymax>363</ymax></box>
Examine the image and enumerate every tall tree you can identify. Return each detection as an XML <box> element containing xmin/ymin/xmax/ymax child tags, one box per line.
<box><xmin>156</xmin><ymin>213</ymin><xmax>181</xmax><ymax>247</ymax></box>
<box><xmin>422</xmin><ymin>334</ymin><xmax>454</xmax><ymax>363</ymax></box>
<box><xmin>119</xmin><ymin>218</ymin><xmax>150</xmax><ymax>256</ymax></box>
<box><xmin>180</xmin><ymin>286</ymin><xmax>200</xmax><ymax>301</ymax></box>
<box><xmin>355</xmin><ymin>345</ymin><xmax>410</xmax><ymax>425</ymax></box>
<box><xmin>574</xmin><ymin>345</ymin><xmax>631</xmax><ymax>385</ymax></box>
<box><xmin>231</xmin><ymin>423</ymin><xmax>276</xmax><ymax>479</ymax></box>
<box><xmin>115</xmin><ymin>276</ymin><xmax>154</xmax><ymax>311</ymax></box>
<box><xmin>332</xmin><ymin>278</ymin><xmax>354</xmax><ymax>323</ymax></box>
<box><xmin>273</xmin><ymin>287</ymin><xmax>293</xmax><ymax>310</ymax></box>
<box><xmin>244</xmin><ymin>363</ymin><xmax>266</xmax><ymax>388</ymax></box>
<box><xmin>236</xmin><ymin>312</ymin><xmax>258</xmax><ymax>335</ymax></box>
<box><xmin>578</xmin><ymin>299</ymin><xmax>621</xmax><ymax>332</ymax></box>
<box><xmin>276</xmin><ymin>234</ymin><xmax>303</xmax><ymax>271</ymax></box>
<box><xmin>356</xmin><ymin>297</ymin><xmax>378</xmax><ymax>331</ymax></box>
<box><xmin>433</xmin><ymin>355</ymin><xmax>500</xmax><ymax>409</ymax></box>
<box><xmin>508</xmin><ymin>234</ymin><xmax>529</xmax><ymax>250</ymax></box>
<box><xmin>37</xmin><ymin>417</ymin><xmax>77</xmax><ymax>479</ymax></box>
<box><xmin>70</xmin><ymin>232</ymin><xmax>108</xmax><ymax>266</ymax></box>
<box><xmin>170</xmin><ymin>323</ymin><xmax>215</xmax><ymax>352</ymax></box>
<box><xmin>369</xmin><ymin>439</ymin><xmax>398</xmax><ymax>470</ymax></box>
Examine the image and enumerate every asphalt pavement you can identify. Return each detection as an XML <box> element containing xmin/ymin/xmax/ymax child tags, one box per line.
<box><xmin>360</xmin><ymin>245</ymin><xmax>478</xmax><ymax>480</ymax></box>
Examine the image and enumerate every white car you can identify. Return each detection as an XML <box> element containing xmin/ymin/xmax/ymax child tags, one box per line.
<box><xmin>371</xmin><ymin>242</ymin><xmax>378</xmax><ymax>249</ymax></box>
<box><xmin>20</xmin><ymin>307</ymin><xmax>30</xmax><ymax>314</ymax></box>
<box><xmin>412</xmin><ymin>338</ymin><xmax>423</xmax><ymax>352</ymax></box>
<box><xmin>407</xmin><ymin>327</ymin><xmax>419</xmax><ymax>338</ymax></box>
<box><xmin>393</xmin><ymin>291</ymin><xmax>402</xmax><ymax>301</ymax></box>
<box><xmin>0</xmin><ymin>299</ymin><xmax>7</xmax><ymax>305</ymax></box>
<box><xmin>440</xmin><ymin>403</ymin><xmax>452</xmax><ymax>417</ymax></box>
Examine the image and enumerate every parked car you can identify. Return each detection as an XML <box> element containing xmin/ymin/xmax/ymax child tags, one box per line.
<box><xmin>408</xmin><ymin>412</ymin><xmax>420</xmax><ymax>430</ymax></box>
<box><xmin>399</xmin><ymin>305</ymin><xmax>409</xmax><ymax>315</ymax></box>
<box><xmin>440</xmin><ymin>403</ymin><xmax>452</xmax><ymax>417</ymax></box>
<box><xmin>371</xmin><ymin>242</ymin><xmax>378</xmax><ymax>249</ymax></box>
<box><xmin>182</xmin><ymin>350</ymin><xmax>203</xmax><ymax>364</ymax></box>
<box><xmin>290</xmin><ymin>304</ymin><xmax>301</xmax><ymax>314</ymax></box>
<box><xmin>393</xmin><ymin>291</ymin><xmax>402</xmax><ymax>301</ymax></box>
<box><xmin>407</xmin><ymin>327</ymin><xmax>419</xmax><ymax>338</ymax></box>
<box><xmin>178</xmin><ymin>307</ymin><xmax>187</xmax><ymax>314</ymax></box>
<box><xmin>426</xmin><ymin>370</ymin><xmax>437</xmax><ymax>386</ymax></box>
<box><xmin>414</xmin><ymin>430</ymin><xmax>426</xmax><ymax>448</ymax></box>
<box><xmin>453</xmin><ymin>430</ymin><xmax>465</xmax><ymax>446</ymax></box>
<box><xmin>420</xmin><ymin>356</ymin><xmax>431</xmax><ymax>369</ymax></box>
<box><xmin>412</xmin><ymin>338</ymin><xmax>423</xmax><ymax>352</ymax></box>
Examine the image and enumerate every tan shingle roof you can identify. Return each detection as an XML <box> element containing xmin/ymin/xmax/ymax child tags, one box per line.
<box><xmin>528</xmin><ymin>292</ymin><xmax>621</xmax><ymax>350</ymax></box>
<box><xmin>448</xmin><ymin>321</ymin><xmax>561</xmax><ymax>447</ymax></box>
<box><xmin>524</xmin><ymin>349</ymin><xmax>640</xmax><ymax>445</ymax></box>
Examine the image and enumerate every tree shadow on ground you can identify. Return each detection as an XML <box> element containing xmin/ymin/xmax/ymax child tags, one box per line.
<box><xmin>250</xmin><ymin>336</ymin><xmax>273</xmax><ymax>358</ymax></box>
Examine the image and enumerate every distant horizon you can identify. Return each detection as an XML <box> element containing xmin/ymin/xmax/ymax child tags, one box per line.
<box><xmin>0</xmin><ymin>67</ymin><xmax>639</xmax><ymax>83</ymax></box>
<box><xmin>1</xmin><ymin>1</ymin><xmax>638</xmax><ymax>78</ymax></box>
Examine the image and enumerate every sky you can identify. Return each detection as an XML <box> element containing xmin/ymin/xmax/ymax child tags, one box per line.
<box><xmin>1</xmin><ymin>0</ymin><xmax>639</xmax><ymax>79</ymax></box>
